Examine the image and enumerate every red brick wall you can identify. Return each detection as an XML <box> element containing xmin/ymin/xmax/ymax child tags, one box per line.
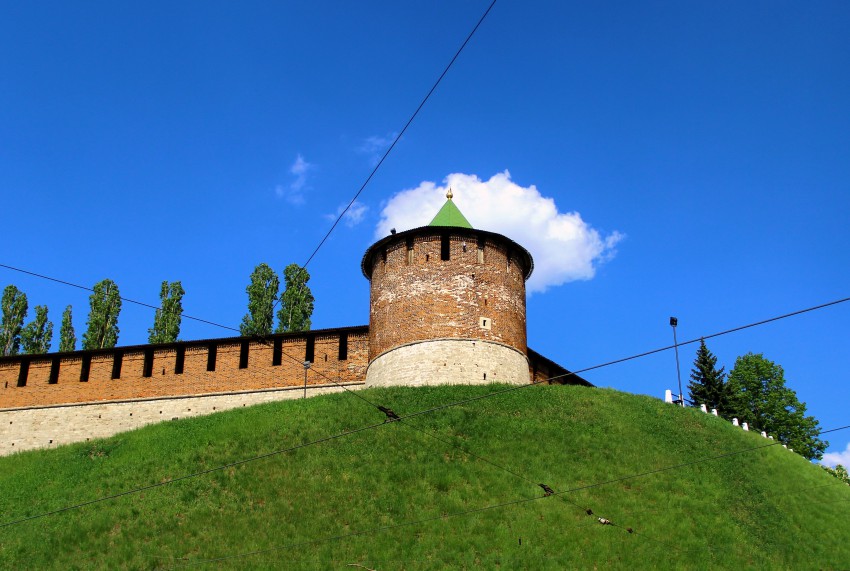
<box><xmin>368</xmin><ymin>231</ymin><xmax>528</xmax><ymax>360</ymax></box>
<box><xmin>0</xmin><ymin>329</ymin><xmax>369</xmax><ymax>409</ymax></box>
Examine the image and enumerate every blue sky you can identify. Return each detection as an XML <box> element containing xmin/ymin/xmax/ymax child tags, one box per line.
<box><xmin>2</xmin><ymin>1</ymin><xmax>848</xmax><ymax>461</ymax></box>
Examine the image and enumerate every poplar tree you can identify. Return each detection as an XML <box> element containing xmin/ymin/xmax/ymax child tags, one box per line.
<box><xmin>240</xmin><ymin>264</ymin><xmax>279</xmax><ymax>336</ymax></box>
<box><xmin>148</xmin><ymin>281</ymin><xmax>185</xmax><ymax>343</ymax></box>
<box><xmin>1</xmin><ymin>285</ymin><xmax>28</xmax><ymax>356</ymax></box>
<box><xmin>276</xmin><ymin>264</ymin><xmax>314</xmax><ymax>333</ymax></box>
<box><xmin>82</xmin><ymin>279</ymin><xmax>122</xmax><ymax>350</ymax></box>
<box><xmin>687</xmin><ymin>339</ymin><xmax>728</xmax><ymax>413</ymax></box>
<box><xmin>21</xmin><ymin>305</ymin><xmax>53</xmax><ymax>354</ymax></box>
<box><xmin>726</xmin><ymin>353</ymin><xmax>827</xmax><ymax>460</ymax></box>
<box><xmin>59</xmin><ymin>305</ymin><xmax>76</xmax><ymax>352</ymax></box>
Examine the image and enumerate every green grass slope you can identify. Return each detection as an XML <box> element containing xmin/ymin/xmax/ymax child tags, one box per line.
<box><xmin>1</xmin><ymin>385</ymin><xmax>848</xmax><ymax>570</ymax></box>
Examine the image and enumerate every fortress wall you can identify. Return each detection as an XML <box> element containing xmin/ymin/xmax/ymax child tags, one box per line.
<box><xmin>0</xmin><ymin>382</ymin><xmax>364</xmax><ymax>456</ymax></box>
<box><xmin>0</xmin><ymin>328</ymin><xmax>369</xmax><ymax>409</ymax></box>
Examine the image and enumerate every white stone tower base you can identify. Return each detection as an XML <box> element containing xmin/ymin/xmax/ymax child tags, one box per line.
<box><xmin>365</xmin><ymin>339</ymin><xmax>530</xmax><ymax>387</ymax></box>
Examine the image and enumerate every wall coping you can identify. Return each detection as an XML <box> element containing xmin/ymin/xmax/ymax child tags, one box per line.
<box><xmin>0</xmin><ymin>325</ymin><xmax>369</xmax><ymax>367</ymax></box>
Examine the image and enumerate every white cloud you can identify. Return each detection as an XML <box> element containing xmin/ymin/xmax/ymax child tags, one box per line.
<box><xmin>376</xmin><ymin>171</ymin><xmax>623</xmax><ymax>293</ymax></box>
<box><xmin>358</xmin><ymin>132</ymin><xmax>398</xmax><ymax>165</ymax></box>
<box><xmin>822</xmin><ymin>442</ymin><xmax>850</xmax><ymax>467</ymax></box>
<box><xmin>326</xmin><ymin>200</ymin><xmax>368</xmax><ymax>228</ymax></box>
<box><xmin>275</xmin><ymin>154</ymin><xmax>313</xmax><ymax>204</ymax></box>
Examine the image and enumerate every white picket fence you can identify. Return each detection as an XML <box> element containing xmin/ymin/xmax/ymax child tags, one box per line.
<box><xmin>664</xmin><ymin>389</ymin><xmax>793</xmax><ymax>453</ymax></box>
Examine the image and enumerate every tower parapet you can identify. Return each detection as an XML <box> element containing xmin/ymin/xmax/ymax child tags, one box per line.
<box><xmin>361</xmin><ymin>191</ymin><xmax>533</xmax><ymax>387</ymax></box>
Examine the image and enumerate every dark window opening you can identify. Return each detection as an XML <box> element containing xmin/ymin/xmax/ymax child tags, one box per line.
<box><xmin>441</xmin><ymin>235</ymin><xmax>450</xmax><ymax>261</ymax></box>
<box><xmin>381</xmin><ymin>249</ymin><xmax>387</xmax><ymax>264</ymax></box>
<box><xmin>175</xmin><ymin>345</ymin><xmax>185</xmax><ymax>375</ymax></box>
<box><xmin>239</xmin><ymin>341</ymin><xmax>249</xmax><ymax>369</ymax></box>
<box><xmin>207</xmin><ymin>344</ymin><xmax>217</xmax><ymax>372</ymax></box>
<box><xmin>272</xmin><ymin>338</ymin><xmax>282</xmax><ymax>366</ymax></box>
<box><xmin>17</xmin><ymin>360</ymin><xmax>29</xmax><ymax>387</ymax></box>
<box><xmin>305</xmin><ymin>335</ymin><xmax>315</xmax><ymax>363</ymax></box>
<box><xmin>143</xmin><ymin>349</ymin><xmax>154</xmax><ymax>378</ymax></box>
<box><xmin>111</xmin><ymin>352</ymin><xmax>123</xmax><ymax>379</ymax></box>
<box><xmin>80</xmin><ymin>354</ymin><xmax>91</xmax><ymax>382</ymax></box>
<box><xmin>49</xmin><ymin>357</ymin><xmax>60</xmax><ymax>384</ymax></box>
<box><xmin>338</xmin><ymin>333</ymin><xmax>349</xmax><ymax>361</ymax></box>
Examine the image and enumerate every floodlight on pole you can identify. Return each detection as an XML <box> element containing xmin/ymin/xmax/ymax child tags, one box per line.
<box><xmin>670</xmin><ymin>317</ymin><xmax>683</xmax><ymax>406</ymax></box>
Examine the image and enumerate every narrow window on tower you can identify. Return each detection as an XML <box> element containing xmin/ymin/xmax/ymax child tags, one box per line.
<box><xmin>207</xmin><ymin>344</ymin><xmax>217</xmax><ymax>372</ymax></box>
<box><xmin>477</xmin><ymin>237</ymin><xmax>485</xmax><ymax>264</ymax></box>
<box><xmin>49</xmin><ymin>356</ymin><xmax>60</xmax><ymax>384</ymax></box>
<box><xmin>305</xmin><ymin>335</ymin><xmax>315</xmax><ymax>363</ymax></box>
<box><xmin>338</xmin><ymin>332</ymin><xmax>349</xmax><ymax>361</ymax></box>
<box><xmin>175</xmin><ymin>345</ymin><xmax>185</xmax><ymax>374</ymax></box>
<box><xmin>143</xmin><ymin>348</ymin><xmax>154</xmax><ymax>378</ymax></box>
<box><xmin>406</xmin><ymin>238</ymin><xmax>414</xmax><ymax>265</ymax></box>
<box><xmin>111</xmin><ymin>352</ymin><xmax>123</xmax><ymax>379</ymax></box>
<box><xmin>239</xmin><ymin>340</ymin><xmax>249</xmax><ymax>369</ymax></box>
<box><xmin>272</xmin><ymin>338</ymin><xmax>282</xmax><ymax>366</ymax></box>
<box><xmin>441</xmin><ymin>235</ymin><xmax>450</xmax><ymax>261</ymax></box>
<box><xmin>17</xmin><ymin>359</ymin><xmax>29</xmax><ymax>387</ymax></box>
<box><xmin>80</xmin><ymin>354</ymin><xmax>91</xmax><ymax>382</ymax></box>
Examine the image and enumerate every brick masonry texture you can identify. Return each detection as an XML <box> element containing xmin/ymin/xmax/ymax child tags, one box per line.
<box><xmin>0</xmin><ymin>328</ymin><xmax>369</xmax><ymax>409</ymax></box>
<box><xmin>367</xmin><ymin>230</ymin><xmax>529</xmax><ymax>362</ymax></box>
<box><xmin>0</xmin><ymin>224</ymin><xmax>588</xmax><ymax>454</ymax></box>
<box><xmin>365</xmin><ymin>339</ymin><xmax>530</xmax><ymax>387</ymax></box>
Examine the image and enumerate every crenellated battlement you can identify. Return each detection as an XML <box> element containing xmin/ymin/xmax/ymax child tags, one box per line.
<box><xmin>0</xmin><ymin>326</ymin><xmax>370</xmax><ymax>410</ymax></box>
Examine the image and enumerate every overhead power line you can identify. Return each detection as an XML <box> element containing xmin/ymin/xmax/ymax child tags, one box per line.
<box><xmin>274</xmin><ymin>0</ymin><xmax>498</xmax><ymax>330</ymax></box>
<box><xmin>0</xmin><ymin>263</ymin><xmax>240</xmax><ymax>335</ymax></box>
<box><xmin>0</xmin><ymin>0</ymin><xmax>500</xmax><ymax>337</ymax></box>
<box><xmin>396</xmin><ymin>295</ymin><xmax>850</xmax><ymax>421</ymax></box>
<box><xmin>2</xmin><ymin>295</ymin><xmax>848</xmax><ymax>529</ymax></box>
<box><xmin>299</xmin><ymin>0</ymin><xmax>498</xmax><ymax>271</ymax></box>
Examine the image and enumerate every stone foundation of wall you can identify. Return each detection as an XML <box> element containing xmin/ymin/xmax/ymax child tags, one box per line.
<box><xmin>365</xmin><ymin>338</ymin><xmax>530</xmax><ymax>387</ymax></box>
<box><xmin>0</xmin><ymin>382</ymin><xmax>364</xmax><ymax>456</ymax></box>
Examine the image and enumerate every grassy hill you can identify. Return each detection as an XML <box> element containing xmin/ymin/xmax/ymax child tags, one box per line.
<box><xmin>1</xmin><ymin>384</ymin><xmax>848</xmax><ymax>570</ymax></box>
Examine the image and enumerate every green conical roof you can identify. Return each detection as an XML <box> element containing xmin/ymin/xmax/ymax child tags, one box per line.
<box><xmin>428</xmin><ymin>189</ymin><xmax>473</xmax><ymax>228</ymax></box>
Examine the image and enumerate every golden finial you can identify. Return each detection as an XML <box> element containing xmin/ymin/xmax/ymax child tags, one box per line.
<box><xmin>446</xmin><ymin>188</ymin><xmax>453</xmax><ymax>200</ymax></box>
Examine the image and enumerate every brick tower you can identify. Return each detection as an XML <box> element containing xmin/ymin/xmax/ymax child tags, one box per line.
<box><xmin>361</xmin><ymin>190</ymin><xmax>534</xmax><ymax>387</ymax></box>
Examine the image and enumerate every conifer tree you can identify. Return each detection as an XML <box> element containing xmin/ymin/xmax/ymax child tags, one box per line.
<box><xmin>726</xmin><ymin>352</ymin><xmax>827</xmax><ymax>460</ymax></box>
<box><xmin>21</xmin><ymin>305</ymin><xmax>53</xmax><ymax>354</ymax></box>
<box><xmin>59</xmin><ymin>305</ymin><xmax>76</xmax><ymax>352</ymax></box>
<box><xmin>276</xmin><ymin>264</ymin><xmax>314</xmax><ymax>333</ymax></box>
<box><xmin>687</xmin><ymin>339</ymin><xmax>728</xmax><ymax>413</ymax></box>
<box><xmin>148</xmin><ymin>281</ymin><xmax>185</xmax><ymax>343</ymax></box>
<box><xmin>82</xmin><ymin>279</ymin><xmax>122</xmax><ymax>350</ymax></box>
<box><xmin>1</xmin><ymin>285</ymin><xmax>28</xmax><ymax>356</ymax></box>
<box><xmin>240</xmin><ymin>264</ymin><xmax>279</xmax><ymax>336</ymax></box>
